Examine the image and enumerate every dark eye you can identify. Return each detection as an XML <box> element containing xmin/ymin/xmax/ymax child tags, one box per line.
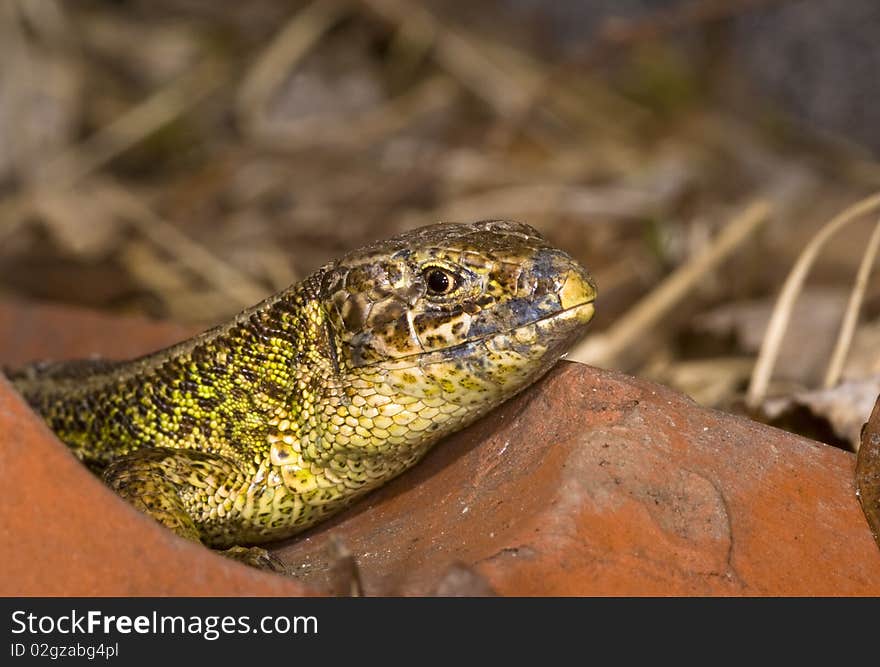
<box><xmin>423</xmin><ymin>267</ymin><xmax>457</xmax><ymax>295</ymax></box>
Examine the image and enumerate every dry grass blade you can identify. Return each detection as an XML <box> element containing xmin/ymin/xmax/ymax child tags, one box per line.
<box><xmin>587</xmin><ymin>0</ymin><xmax>802</xmax><ymax>63</ymax></box>
<box><xmin>360</xmin><ymin>0</ymin><xmax>536</xmax><ymax>117</ymax></box>
<box><xmin>0</xmin><ymin>1</ymin><xmax>80</xmax><ymax>180</ymax></box>
<box><xmin>13</xmin><ymin>0</ymin><xmax>68</xmax><ymax>43</ymax></box>
<box><xmin>428</xmin><ymin>154</ymin><xmax>693</xmax><ymax>223</ymax></box>
<box><xmin>644</xmin><ymin>356</ymin><xmax>755</xmax><ymax>406</ymax></box>
<box><xmin>570</xmin><ymin>199</ymin><xmax>771</xmax><ymax>368</ymax></box>
<box><xmin>824</xmin><ymin>219</ymin><xmax>880</xmax><ymax>389</ymax></box>
<box><xmin>97</xmin><ymin>183</ymin><xmax>269</xmax><ymax>309</ymax></box>
<box><xmin>236</xmin><ymin>0</ymin><xmax>350</xmax><ymax>134</ymax></box>
<box><xmin>35</xmin><ymin>59</ymin><xmax>225</xmax><ymax>188</ymax></box>
<box><xmin>232</xmin><ymin>0</ymin><xmax>459</xmax><ymax>150</ymax></box>
<box><xmin>250</xmin><ymin>74</ymin><xmax>456</xmax><ymax>151</ymax></box>
<box><xmin>746</xmin><ymin>192</ymin><xmax>880</xmax><ymax>407</ymax></box>
<box><xmin>0</xmin><ymin>198</ymin><xmax>30</xmax><ymax>247</ymax></box>
<box><xmin>477</xmin><ymin>36</ymin><xmax>648</xmax><ymax>140</ymax></box>
<box><xmin>362</xmin><ymin>0</ymin><xmax>644</xmax><ymax>146</ymax></box>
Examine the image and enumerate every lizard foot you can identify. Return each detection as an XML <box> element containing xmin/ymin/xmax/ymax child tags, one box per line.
<box><xmin>220</xmin><ymin>546</ymin><xmax>289</xmax><ymax>574</ymax></box>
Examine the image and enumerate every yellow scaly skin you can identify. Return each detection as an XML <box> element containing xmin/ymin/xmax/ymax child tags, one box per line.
<box><xmin>8</xmin><ymin>221</ymin><xmax>596</xmax><ymax>566</ymax></box>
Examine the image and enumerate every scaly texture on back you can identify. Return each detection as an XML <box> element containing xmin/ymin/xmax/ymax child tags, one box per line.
<box><xmin>9</xmin><ymin>221</ymin><xmax>596</xmax><ymax>548</ymax></box>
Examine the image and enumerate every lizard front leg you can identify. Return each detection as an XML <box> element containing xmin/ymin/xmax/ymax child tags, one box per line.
<box><xmin>102</xmin><ymin>448</ymin><xmax>287</xmax><ymax>573</ymax></box>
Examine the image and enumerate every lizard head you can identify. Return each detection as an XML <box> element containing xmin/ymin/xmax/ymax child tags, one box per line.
<box><xmin>314</xmin><ymin>220</ymin><xmax>596</xmax><ymax>452</ymax></box>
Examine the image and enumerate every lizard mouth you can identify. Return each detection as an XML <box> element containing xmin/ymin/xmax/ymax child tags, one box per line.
<box><xmin>540</xmin><ymin>299</ymin><xmax>595</xmax><ymax>325</ymax></box>
<box><xmin>371</xmin><ymin>295</ymin><xmax>596</xmax><ymax>370</ymax></box>
<box><xmin>495</xmin><ymin>297</ymin><xmax>595</xmax><ymax>353</ymax></box>
<box><xmin>509</xmin><ymin>298</ymin><xmax>595</xmax><ymax>337</ymax></box>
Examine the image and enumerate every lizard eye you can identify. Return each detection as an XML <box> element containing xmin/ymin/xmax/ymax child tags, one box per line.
<box><xmin>423</xmin><ymin>266</ymin><xmax>458</xmax><ymax>296</ymax></box>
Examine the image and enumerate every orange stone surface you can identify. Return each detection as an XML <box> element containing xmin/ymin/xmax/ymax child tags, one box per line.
<box><xmin>2</xmin><ymin>299</ymin><xmax>879</xmax><ymax>595</ymax></box>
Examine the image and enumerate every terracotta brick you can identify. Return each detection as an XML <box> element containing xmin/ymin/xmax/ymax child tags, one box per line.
<box><xmin>2</xmin><ymin>299</ymin><xmax>878</xmax><ymax>595</ymax></box>
<box><xmin>0</xmin><ymin>373</ymin><xmax>313</xmax><ymax>596</ymax></box>
<box><xmin>276</xmin><ymin>363</ymin><xmax>880</xmax><ymax>595</ymax></box>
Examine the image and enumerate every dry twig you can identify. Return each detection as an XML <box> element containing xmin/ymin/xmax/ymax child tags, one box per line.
<box><xmin>97</xmin><ymin>183</ymin><xmax>269</xmax><ymax>309</ymax></box>
<box><xmin>571</xmin><ymin>199</ymin><xmax>771</xmax><ymax>368</ymax></box>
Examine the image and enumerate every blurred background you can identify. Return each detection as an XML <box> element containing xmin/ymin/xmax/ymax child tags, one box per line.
<box><xmin>2</xmin><ymin>0</ymin><xmax>880</xmax><ymax>449</ymax></box>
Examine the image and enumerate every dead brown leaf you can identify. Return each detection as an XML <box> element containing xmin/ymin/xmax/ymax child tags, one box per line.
<box><xmin>692</xmin><ymin>288</ymin><xmax>850</xmax><ymax>387</ymax></box>
<box><xmin>762</xmin><ymin>375</ymin><xmax>880</xmax><ymax>450</ymax></box>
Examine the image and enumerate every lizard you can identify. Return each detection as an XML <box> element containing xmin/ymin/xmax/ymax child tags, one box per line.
<box><xmin>6</xmin><ymin>220</ymin><xmax>596</xmax><ymax>570</ymax></box>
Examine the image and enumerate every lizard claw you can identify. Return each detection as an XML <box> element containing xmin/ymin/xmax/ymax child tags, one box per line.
<box><xmin>220</xmin><ymin>546</ymin><xmax>289</xmax><ymax>574</ymax></box>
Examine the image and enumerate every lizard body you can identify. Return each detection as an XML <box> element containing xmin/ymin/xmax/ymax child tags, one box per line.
<box><xmin>8</xmin><ymin>221</ymin><xmax>595</xmax><ymax>556</ymax></box>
